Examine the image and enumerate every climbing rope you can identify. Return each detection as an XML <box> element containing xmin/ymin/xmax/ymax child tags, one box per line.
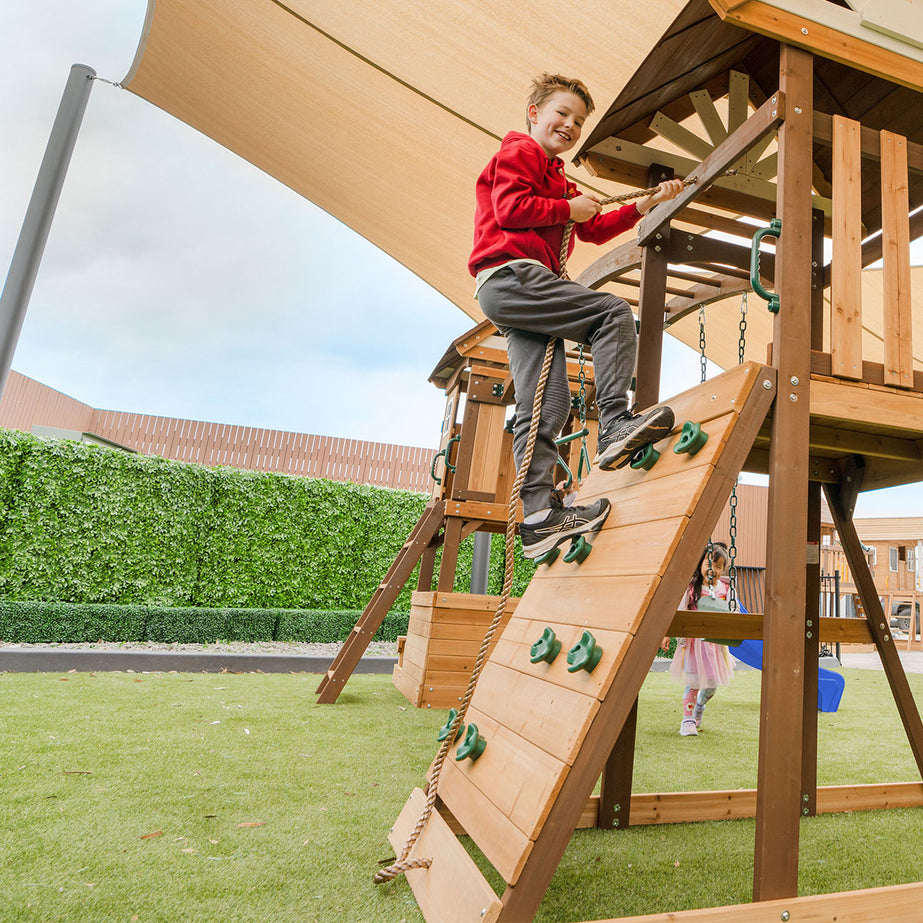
<box><xmin>374</xmin><ymin>330</ymin><xmax>556</xmax><ymax>884</ymax></box>
<box><xmin>375</xmin><ymin>174</ymin><xmax>705</xmax><ymax>885</ymax></box>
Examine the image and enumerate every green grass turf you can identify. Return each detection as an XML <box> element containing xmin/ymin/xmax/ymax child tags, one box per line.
<box><xmin>1</xmin><ymin>667</ymin><xmax>921</xmax><ymax>922</ymax></box>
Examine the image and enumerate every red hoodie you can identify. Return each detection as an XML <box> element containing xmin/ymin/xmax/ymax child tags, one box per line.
<box><xmin>468</xmin><ymin>131</ymin><xmax>642</xmax><ymax>278</ymax></box>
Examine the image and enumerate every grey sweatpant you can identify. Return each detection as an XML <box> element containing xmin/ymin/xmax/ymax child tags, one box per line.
<box><xmin>477</xmin><ymin>262</ymin><xmax>637</xmax><ymax>516</ymax></box>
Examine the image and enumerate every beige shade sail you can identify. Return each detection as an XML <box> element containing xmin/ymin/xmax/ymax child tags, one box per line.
<box><xmin>122</xmin><ymin>0</ymin><xmax>688</xmax><ymax>322</ymax></box>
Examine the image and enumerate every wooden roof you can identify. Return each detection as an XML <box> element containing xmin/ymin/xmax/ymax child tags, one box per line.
<box><xmin>576</xmin><ymin>0</ymin><xmax>923</xmax><ymax>239</ymax></box>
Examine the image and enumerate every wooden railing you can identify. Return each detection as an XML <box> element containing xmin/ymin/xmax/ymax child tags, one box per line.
<box><xmin>827</xmin><ymin>114</ymin><xmax>921</xmax><ymax>387</ymax></box>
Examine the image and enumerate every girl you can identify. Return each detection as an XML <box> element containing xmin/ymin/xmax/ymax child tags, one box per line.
<box><xmin>663</xmin><ymin>542</ymin><xmax>735</xmax><ymax>736</ymax></box>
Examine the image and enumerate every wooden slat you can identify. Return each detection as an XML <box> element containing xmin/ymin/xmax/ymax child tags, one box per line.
<box><xmin>880</xmin><ymin>129</ymin><xmax>914</xmax><ymax>389</ymax></box>
<box><xmin>391</xmin><ymin>663</ymin><xmax>423</xmax><ymax>707</ymax></box>
<box><xmin>810</xmin><ymin>378</ymin><xmax>923</xmax><ymax>434</ymax></box>
<box><xmin>441</xmin><ymin>706</ymin><xmax>569</xmax><ymax>841</ymax></box>
<box><xmin>491</xmin><ymin>617</ymin><xmax>632</xmax><ymax>701</ymax></box>
<box><xmin>511</xmin><ymin>574</ymin><xmax>660</xmax><ymax>634</ymax></box>
<box><xmin>576</xmin><ymin>781</ymin><xmax>923</xmax><ymax>832</ymax></box>
<box><xmin>468</xmin><ymin>660</ymin><xmax>600</xmax><ymax>766</ymax></box>
<box><xmin>590</xmin><ymin>882</ymin><xmax>923</xmax><ymax>922</ymax></box>
<box><xmin>424</xmin><ymin>757</ymin><xmax>534</xmax><ymax>886</ymax></box>
<box><xmin>830</xmin><ymin>115</ymin><xmax>863</xmax><ymax>380</ymax></box>
<box><xmin>388</xmin><ymin>788</ymin><xmax>501</xmax><ymax>923</ymax></box>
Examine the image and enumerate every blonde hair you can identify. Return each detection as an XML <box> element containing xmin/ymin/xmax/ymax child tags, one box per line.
<box><xmin>526</xmin><ymin>73</ymin><xmax>595</xmax><ymax>129</ymax></box>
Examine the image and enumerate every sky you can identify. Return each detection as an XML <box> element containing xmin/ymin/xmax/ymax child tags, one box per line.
<box><xmin>1</xmin><ymin>1</ymin><xmax>921</xmax><ymax>518</ymax></box>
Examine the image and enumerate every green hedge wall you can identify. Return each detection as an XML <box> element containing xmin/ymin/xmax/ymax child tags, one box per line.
<box><xmin>0</xmin><ymin>429</ymin><xmax>534</xmax><ymax>614</ymax></box>
<box><xmin>0</xmin><ymin>600</ymin><xmax>409</xmax><ymax>644</ymax></box>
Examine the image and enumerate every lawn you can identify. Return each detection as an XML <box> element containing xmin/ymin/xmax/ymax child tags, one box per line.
<box><xmin>1</xmin><ymin>666</ymin><xmax>922</xmax><ymax>922</ymax></box>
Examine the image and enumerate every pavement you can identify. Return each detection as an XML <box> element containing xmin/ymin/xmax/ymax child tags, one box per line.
<box><xmin>2</xmin><ymin>647</ymin><xmax>922</xmax><ymax>675</ymax></box>
<box><xmin>0</xmin><ymin>648</ymin><xmax>396</xmax><ymax>675</ymax></box>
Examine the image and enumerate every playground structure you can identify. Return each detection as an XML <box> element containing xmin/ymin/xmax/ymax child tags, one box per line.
<box><xmin>380</xmin><ymin>1</ymin><xmax>923</xmax><ymax>920</ymax></box>
<box><xmin>317</xmin><ymin>321</ymin><xmax>597</xmax><ymax>707</ymax></box>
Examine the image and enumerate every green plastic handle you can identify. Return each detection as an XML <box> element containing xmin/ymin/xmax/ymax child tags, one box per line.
<box><xmin>566</xmin><ymin>630</ymin><xmax>603</xmax><ymax>674</ymax></box>
<box><xmin>750</xmin><ymin>219</ymin><xmax>781</xmax><ymax>313</ymax></box>
<box><xmin>437</xmin><ymin>708</ymin><xmax>465</xmax><ymax>743</ymax></box>
<box><xmin>430</xmin><ymin>434</ymin><xmax>461</xmax><ymax>484</ymax></box>
<box><xmin>455</xmin><ymin>723</ymin><xmax>487</xmax><ymax>762</ymax></box>
<box><xmin>530</xmin><ymin>627</ymin><xmax>562</xmax><ymax>664</ymax></box>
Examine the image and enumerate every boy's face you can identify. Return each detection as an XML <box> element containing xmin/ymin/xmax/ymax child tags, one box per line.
<box><xmin>528</xmin><ymin>89</ymin><xmax>588</xmax><ymax>159</ymax></box>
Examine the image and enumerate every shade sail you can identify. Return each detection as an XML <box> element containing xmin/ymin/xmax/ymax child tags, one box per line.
<box><xmin>123</xmin><ymin>0</ymin><xmax>688</xmax><ymax>322</ymax></box>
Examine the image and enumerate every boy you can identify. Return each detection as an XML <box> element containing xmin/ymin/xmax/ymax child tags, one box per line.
<box><xmin>469</xmin><ymin>73</ymin><xmax>683</xmax><ymax>560</ymax></box>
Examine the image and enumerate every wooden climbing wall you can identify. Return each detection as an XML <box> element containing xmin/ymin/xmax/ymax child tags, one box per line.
<box><xmin>390</xmin><ymin>361</ymin><xmax>777</xmax><ymax>922</ymax></box>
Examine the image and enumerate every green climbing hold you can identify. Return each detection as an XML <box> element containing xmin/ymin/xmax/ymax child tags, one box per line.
<box><xmin>673</xmin><ymin>421</ymin><xmax>709</xmax><ymax>456</ymax></box>
<box><xmin>535</xmin><ymin>545</ymin><xmax>561</xmax><ymax>566</ymax></box>
<box><xmin>437</xmin><ymin>708</ymin><xmax>465</xmax><ymax>743</ymax></box>
<box><xmin>629</xmin><ymin>442</ymin><xmax>661</xmax><ymax>470</ymax></box>
<box><xmin>563</xmin><ymin>534</ymin><xmax>592</xmax><ymax>564</ymax></box>
<box><xmin>530</xmin><ymin>627</ymin><xmax>562</xmax><ymax>665</ymax></box>
<box><xmin>566</xmin><ymin>630</ymin><xmax>603</xmax><ymax>674</ymax></box>
<box><xmin>455</xmin><ymin>723</ymin><xmax>487</xmax><ymax>762</ymax></box>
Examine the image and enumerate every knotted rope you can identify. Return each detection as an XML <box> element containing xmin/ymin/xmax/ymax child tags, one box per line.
<box><xmin>375</xmin><ymin>175</ymin><xmax>701</xmax><ymax>885</ymax></box>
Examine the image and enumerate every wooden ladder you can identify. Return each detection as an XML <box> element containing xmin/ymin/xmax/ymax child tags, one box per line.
<box><xmin>315</xmin><ymin>499</ymin><xmax>445</xmax><ymax>703</ymax></box>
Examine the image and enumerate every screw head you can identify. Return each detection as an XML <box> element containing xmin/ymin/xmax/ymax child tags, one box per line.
<box><xmin>782</xmin><ymin>912</ymin><xmax>791</xmax><ymax>922</ymax></box>
<box><xmin>790</xmin><ymin>376</ymin><xmax>799</xmax><ymax>386</ymax></box>
<box><xmin>763</xmin><ymin>380</ymin><xmax>773</xmax><ymax>390</ymax></box>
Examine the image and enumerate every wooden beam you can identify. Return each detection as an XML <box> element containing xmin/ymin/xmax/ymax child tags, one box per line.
<box><xmin>712</xmin><ymin>0</ymin><xmax>923</xmax><ymax>94</ymax></box>
<box><xmin>667</xmin><ymin>611</ymin><xmax>874</xmax><ymax>642</ymax></box>
<box><xmin>576</xmin><ymin>240</ymin><xmax>642</xmax><ymax>291</ymax></box>
<box><xmin>637</xmin><ymin>92</ymin><xmax>786</xmax><ymax>245</ymax></box>
<box><xmin>753</xmin><ymin>43</ymin><xmax>813</xmax><ymax>903</ymax></box>
<box><xmin>811</xmin><ymin>350</ymin><xmax>923</xmax><ymax>394</ymax></box>
<box><xmin>825</xmin><ymin>482</ymin><xmax>923</xmax><ymax>779</ymax></box>
<box><xmin>589</xmin><ymin>881</ymin><xmax>923</xmax><ymax>922</ymax></box>
<box><xmin>813</xmin><ymin>112</ymin><xmax>923</xmax><ymax>175</ymax></box>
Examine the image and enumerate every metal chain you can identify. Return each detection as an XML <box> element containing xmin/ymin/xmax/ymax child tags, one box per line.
<box><xmin>738</xmin><ymin>291</ymin><xmax>749</xmax><ymax>365</ymax></box>
<box><xmin>727</xmin><ymin>291</ymin><xmax>748</xmax><ymax>612</ymax></box>
<box><xmin>576</xmin><ymin>344</ymin><xmax>591</xmax><ymax>481</ymax></box>
<box><xmin>698</xmin><ymin>304</ymin><xmax>708</xmax><ymax>385</ymax></box>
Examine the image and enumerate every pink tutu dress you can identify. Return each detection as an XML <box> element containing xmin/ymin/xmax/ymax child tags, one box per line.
<box><xmin>669</xmin><ymin>577</ymin><xmax>735</xmax><ymax>688</ymax></box>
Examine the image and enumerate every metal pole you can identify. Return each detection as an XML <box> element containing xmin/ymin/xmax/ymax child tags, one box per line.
<box><xmin>0</xmin><ymin>64</ymin><xmax>96</xmax><ymax>398</ymax></box>
<box><xmin>470</xmin><ymin>531</ymin><xmax>491</xmax><ymax>595</ymax></box>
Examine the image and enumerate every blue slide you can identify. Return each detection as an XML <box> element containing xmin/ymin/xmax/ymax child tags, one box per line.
<box><xmin>732</xmin><ymin>639</ymin><xmax>845</xmax><ymax>713</ymax></box>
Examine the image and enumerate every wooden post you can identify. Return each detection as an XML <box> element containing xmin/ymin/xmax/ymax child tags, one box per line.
<box><xmin>802</xmin><ymin>482</ymin><xmax>821</xmax><ymax>816</ymax></box>
<box><xmin>753</xmin><ymin>43</ymin><xmax>814</xmax><ymax>902</ymax></box>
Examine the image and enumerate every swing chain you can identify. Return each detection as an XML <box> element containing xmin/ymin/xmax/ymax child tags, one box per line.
<box><xmin>738</xmin><ymin>292</ymin><xmax>749</xmax><ymax>366</ymax></box>
<box><xmin>574</xmin><ymin>344</ymin><xmax>593</xmax><ymax>481</ymax></box>
<box><xmin>698</xmin><ymin>304</ymin><xmax>708</xmax><ymax>385</ymax></box>
<box><xmin>727</xmin><ymin>486</ymin><xmax>739</xmax><ymax>611</ymax></box>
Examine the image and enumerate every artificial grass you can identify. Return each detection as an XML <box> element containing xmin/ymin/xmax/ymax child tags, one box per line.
<box><xmin>1</xmin><ymin>668</ymin><xmax>921</xmax><ymax>922</ymax></box>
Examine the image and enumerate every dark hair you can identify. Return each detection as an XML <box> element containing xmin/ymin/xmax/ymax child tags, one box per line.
<box><xmin>690</xmin><ymin>542</ymin><xmax>729</xmax><ymax>605</ymax></box>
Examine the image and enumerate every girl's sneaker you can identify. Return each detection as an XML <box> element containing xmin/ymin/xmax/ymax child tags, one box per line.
<box><xmin>679</xmin><ymin>717</ymin><xmax>699</xmax><ymax>736</ymax></box>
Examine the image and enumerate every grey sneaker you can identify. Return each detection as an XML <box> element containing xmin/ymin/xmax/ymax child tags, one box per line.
<box><xmin>679</xmin><ymin>717</ymin><xmax>699</xmax><ymax>737</ymax></box>
<box><xmin>519</xmin><ymin>497</ymin><xmax>611</xmax><ymax>560</ymax></box>
<box><xmin>595</xmin><ymin>405</ymin><xmax>675</xmax><ymax>470</ymax></box>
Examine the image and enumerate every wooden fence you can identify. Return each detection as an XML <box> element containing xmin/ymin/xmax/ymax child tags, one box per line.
<box><xmin>0</xmin><ymin>371</ymin><xmax>436</xmax><ymax>492</ymax></box>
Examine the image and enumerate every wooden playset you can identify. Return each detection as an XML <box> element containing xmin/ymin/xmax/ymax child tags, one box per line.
<box><xmin>375</xmin><ymin>1</ymin><xmax>923</xmax><ymax>920</ymax></box>
<box><xmin>316</xmin><ymin>321</ymin><xmax>597</xmax><ymax>706</ymax></box>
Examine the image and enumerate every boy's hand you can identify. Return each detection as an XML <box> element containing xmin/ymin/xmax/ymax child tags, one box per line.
<box><xmin>636</xmin><ymin>178</ymin><xmax>685</xmax><ymax>215</ymax></box>
<box><xmin>568</xmin><ymin>193</ymin><xmax>603</xmax><ymax>223</ymax></box>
